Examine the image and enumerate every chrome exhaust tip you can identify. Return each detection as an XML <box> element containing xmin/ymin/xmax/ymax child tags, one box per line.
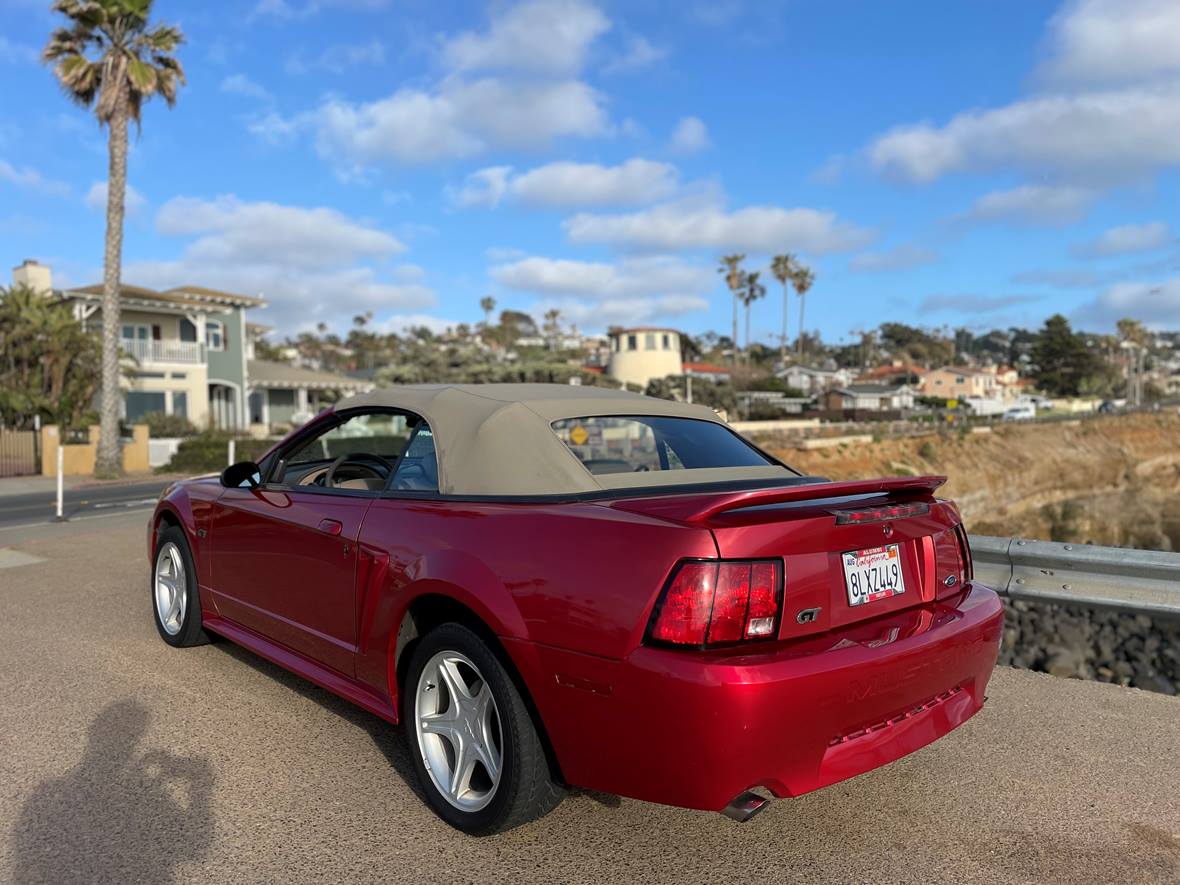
<box><xmin>721</xmin><ymin>790</ymin><xmax>769</xmax><ymax>822</ymax></box>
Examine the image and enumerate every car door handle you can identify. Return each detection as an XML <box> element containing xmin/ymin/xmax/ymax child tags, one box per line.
<box><xmin>317</xmin><ymin>518</ymin><xmax>343</xmax><ymax>536</ymax></box>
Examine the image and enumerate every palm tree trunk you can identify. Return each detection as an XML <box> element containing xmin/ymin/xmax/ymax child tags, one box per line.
<box><xmin>744</xmin><ymin>303</ymin><xmax>752</xmax><ymax>366</ymax></box>
<box><xmin>731</xmin><ymin>292</ymin><xmax>739</xmax><ymax>366</ymax></box>
<box><xmin>780</xmin><ymin>285</ymin><xmax>789</xmax><ymax>364</ymax></box>
<box><xmin>796</xmin><ymin>294</ymin><xmax>806</xmax><ymax>359</ymax></box>
<box><xmin>96</xmin><ymin>94</ymin><xmax>128</xmax><ymax>477</ymax></box>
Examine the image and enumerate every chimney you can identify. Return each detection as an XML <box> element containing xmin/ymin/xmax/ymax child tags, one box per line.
<box><xmin>12</xmin><ymin>259</ymin><xmax>53</xmax><ymax>296</ymax></box>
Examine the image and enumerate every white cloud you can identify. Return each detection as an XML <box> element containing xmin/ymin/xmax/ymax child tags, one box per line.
<box><xmin>919</xmin><ymin>293</ymin><xmax>1042</xmax><ymax>314</ymax></box>
<box><xmin>1039</xmin><ymin>0</ymin><xmax>1180</xmax><ymax>86</ymax></box>
<box><xmin>868</xmin><ymin>85</ymin><xmax>1180</xmax><ymax>185</ymax></box>
<box><xmin>1070</xmin><ymin>221</ymin><xmax>1174</xmax><ymax>258</ymax></box>
<box><xmin>1075</xmin><ymin>276</ymin><xmax>1180</xmax><ymax>328</ymax></box>
<box><xmin>531</xmin><ymin>294</ymin><xmax>709</xmax><ymax>330</ymax></box>
<box><xmin>286</xmin><ymin>39</ymin><xmax>385</xmax><ymax>74</ymax></box>
<box><xmin>85</xmin><ymin>181</ymin><xmax>146</xmax><ymax>215</ymax></box>
<box><xmin>0</xmin><ymin>159</ymin><xmax>71</xmax><ymax>196</ymax></box>
<box><xmin>306</xmin><ymin>77</ymin><xmax>609</xmax><ymax>168</ymax></box>
<box><xmin>126</xmin><ymin>195</ymin><xmax>430</xmax><ymax>335</ymax></box>
<box><xmin>220</xmin><ymin>74</ymin><xmax>272</xmax><ymax>102</ymax></box>
<box><xmin>1011</xmin><ymin>268</ymin><xmax>1103</xmax><ymax>289</ymax></box>
<box><xmin>564</xmin><ymin>198</ymin><xmax>873</xmax><ymax>254</ymax></box>
<box><xmin>442</xmin><ymin>0</ymin><xmax>609</xmax><ymax>76</ymax></box>
<box><xmin>959</xmin><ymin>185</ymin><xmax>1094</xmax><ymax>226</ymax></box>
<box><xmin>849</xmin><ymin>244</ymin><xmax>937</xmax><ymax>273</ymax></box>
<box><xmin>491</xmin><ymin>254</ymin><xmax>714</xmax><ymax>298</ymax></box>
<box><xmin>451</xmin><ymin>158</ymin><xmax>679</xmax><ymax>209</ymax></box>
<box><xmin>603</xmin><ymin>34</ymin><xmax>667</xmax><ymax>75</ymax></box>
<box><xmin>669</xmin><ymin>116</ymin><xmax>710</xmax><ymax>154</ymax></box>
<box><xmin>153</xmin><ymin>195</ymin><xmax>404</xmax><ymax>270</ymax></box>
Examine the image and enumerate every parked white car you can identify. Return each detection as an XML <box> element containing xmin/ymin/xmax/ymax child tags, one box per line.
<box><xmin>1003</xmin><ymin>404</ymin><xmax>1036</xmax><ymax>421</ymax></box>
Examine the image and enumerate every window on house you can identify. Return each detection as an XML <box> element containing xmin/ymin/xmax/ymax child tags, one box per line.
<box><xmin>627</xmin><ymin>334</ymin><xmax>638</xmax><ymax>351</ymax></box>
<box><xmin>662</xmin><ymin>333</ymin><xmax>670</xmax><ymax>350</ymax></box>
<box><xmin>207</xmin><ymin>321</ymin><xmax>225</xmax><ymax>351</ymax></box>
<box><xmin>179</xmin><ymin>318</ymin><xmax>198</xmax><ymax>343</ymax></box>
<box><xmin>172</xmin><ymin>391</ymin><xmax>188</xmax><ymax>418</ymax></box>
<box><xmin>122</xmin><ymin>324</ymin><xmax>149</xmax><ymax>341</ymax></box>
<box><xmin>125</xmin><ymin>391</ymin><xmax>166</xmax><ymax>422</ymax></box>
<box><xmin>645</xmin><ymin>333</ymin><xmax>656</xmax><ymax>350</ymax></box>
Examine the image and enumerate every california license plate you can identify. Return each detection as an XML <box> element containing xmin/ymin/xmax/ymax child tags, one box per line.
<box><xmin>842</xmin><ymin>544</ymin><xmax>906</xmax><ymax>607</ymax></box>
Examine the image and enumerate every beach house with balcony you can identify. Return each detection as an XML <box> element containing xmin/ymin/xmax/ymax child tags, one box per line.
<box><xmin>11</xmin><ymin>260</ymin><xmax>368</xmax><ymax>433</ymax></box>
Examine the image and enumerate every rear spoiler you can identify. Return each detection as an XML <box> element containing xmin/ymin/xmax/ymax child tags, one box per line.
<box><xmin>610</xmin><ymin>475</ymin><xmax>947</xmax><ymax>525</ymax></box>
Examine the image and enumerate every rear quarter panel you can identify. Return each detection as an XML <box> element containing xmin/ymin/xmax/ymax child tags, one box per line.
<box><xmin>353</xmin><ymin>498</ymin><xmax>718</xmax><ymax>692</ymax></box>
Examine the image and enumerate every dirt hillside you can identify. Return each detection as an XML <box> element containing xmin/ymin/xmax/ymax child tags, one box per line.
<box><xmin>758</xmin><ymin>412</ymin><xmax>1180</xmax><ymax>548</ymax></box>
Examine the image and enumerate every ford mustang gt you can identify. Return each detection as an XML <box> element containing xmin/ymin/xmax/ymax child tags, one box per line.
<box><xmin>149</xmin><ymin>384</ymin><xmax>1002</xmax><ymax>835</ymax></box>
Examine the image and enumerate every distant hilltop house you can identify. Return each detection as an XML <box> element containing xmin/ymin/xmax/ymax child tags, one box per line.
<box><xmin>920</xmin><ymin>365</ymin><xmax>1023</xmax><ymax>402</ymax></box>
<box><xmin>824</xmin><ymin>384</ymin><xmax>916</xmax><ymax>412</ymax></box>
<box><xmin>604</xmin><ymin>326</ymin><xmax>684</xmax><ymax>389</ymax></box>
<box><xmin>10</xmin><ymin>259</ymin><xmax>368</xmax><ymax>434</ymax></box>
<box><xmin>776</xmin><ymin>364</ymin><xmax>854</xmax><ymax>394</ymax></box>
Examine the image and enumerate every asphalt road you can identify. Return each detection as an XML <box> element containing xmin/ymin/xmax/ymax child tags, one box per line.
<box><xmin>0</xmin><ymin>478</ymin><xmax>171</xmax><ymax>529</ymax></box>
<box><xmin>1</xmin><ymin>514</ymin><xmax>1179</xmax><ymax>884</ymax></box>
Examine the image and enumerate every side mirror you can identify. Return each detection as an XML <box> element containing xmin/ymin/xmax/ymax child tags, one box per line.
<box><xmin>221</xmin><ymin>460</ymin><xmax>262</xmax><ymax>489</ymax></box>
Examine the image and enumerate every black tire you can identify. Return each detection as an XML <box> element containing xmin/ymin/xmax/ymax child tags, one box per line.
<box><xmin>402</xmin><ymin>622</ymin><xmax>564</xmax><ymax>835</ymax></box>
<box><xmin>151</xmin><ymin>525</ymin><xmax>210</xmax><ymax>648</ymax></box>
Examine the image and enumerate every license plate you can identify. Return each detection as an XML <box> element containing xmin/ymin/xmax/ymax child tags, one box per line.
<box><xmin>842</xmin><ymin>544</ymin><xmax>906</xmax><ymax>607</ymax></box>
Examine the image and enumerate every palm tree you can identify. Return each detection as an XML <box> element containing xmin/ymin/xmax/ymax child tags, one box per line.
<box><xmin>770</xmin><ymin>253</ymin><xmax>797</xmax><ymax>364</ymax></box>
<box><xmin>543</xmin><ymin>308</ymin><xmax>562</xmax><ymax>350</ymax></box>
<box><xmin>718</xmin><ymin>254</ymin><xmax>745</xmax><ymax>365</ymax></box>
<box><xmin>479</xmin><ymin>296</ymin><xmax>496</xmax><ymax>329</ymax></box>
<box><xmin>792</xmin><ymin>264</ymin><xmax>816</xmax><ymax>359</ymax></box>
<box><xmin>43</xmin><ymin>0</ymin><xmax>185</xmax><ymax>477</ymax></box>
<box><xmin>740</xmin><ymin>271</ymin><xmax>766</xmax><ymax>364</ymax></box>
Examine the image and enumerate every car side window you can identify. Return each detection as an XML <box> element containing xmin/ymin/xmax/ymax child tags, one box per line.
<box><xmin>389</xmin><ymin>425</ymin><xmax>439</xmax><ymax>492</ymax></box>
<box><xmin>278</xmin><ymin>411</ymin><xmax>416</xmax><ymax>492</ymax></box>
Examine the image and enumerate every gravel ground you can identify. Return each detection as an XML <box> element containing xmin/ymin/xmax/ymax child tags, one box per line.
<box><xmin>2</xmin><ymin>515</ymin><xmax>1179</xmax><ymax>884</ymax></box>
<box><xmin>999</xmin><ymin>601</ymin><xmax>1180</xmax><ymax>696</ymax></box>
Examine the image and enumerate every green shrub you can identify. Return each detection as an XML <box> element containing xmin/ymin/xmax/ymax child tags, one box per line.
<box><xmin>917</xmin><ymin>440</ymin><xmax>937</xmax><ymax>461</ymax></box>
<box><xmin>161</xmin><ymin>432</ymin><xmax>275</xmax><ymax>475</ymax></box>
<box><xmin>141</xmin><ymin>411</ymin><xmax>198</xmax><ymax>438</ymax></box>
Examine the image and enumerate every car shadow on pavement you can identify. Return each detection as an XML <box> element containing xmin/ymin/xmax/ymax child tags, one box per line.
<box><xmin>11</xmin><ymin>699</ymin><xmax>215</xmax><ymax>885</ymax></box>
<box><xmin>210</xmin><ymin>641</ymin><xmax>428</xmax><ymax>804</ymax></box>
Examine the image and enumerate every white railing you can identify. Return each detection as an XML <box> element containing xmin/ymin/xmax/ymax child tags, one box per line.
<box><xmin>121</xmin><ymin>338</ymin><xmax>205</xmax><ymax>365</ymax></box>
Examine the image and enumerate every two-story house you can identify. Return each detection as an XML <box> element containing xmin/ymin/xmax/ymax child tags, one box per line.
<box><xmin>920</xmin><ymin>366</ymin><xmax>1001</xmax><ymax>401</ymax></box>
<box><xmin>11</xmin><ymin>259</ymin><xmax>368</xmax><ymax>433</ymax></box>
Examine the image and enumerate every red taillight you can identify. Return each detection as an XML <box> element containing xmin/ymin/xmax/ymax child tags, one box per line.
<box><xmin>648</xmin><ymin>560</ymin><xmax>783</xmax><ymax>648</ymax></box>
<box><xmin>833</xmin><ymin>502</ymin><xmax>930</xmax><ymax>525</ymax></box>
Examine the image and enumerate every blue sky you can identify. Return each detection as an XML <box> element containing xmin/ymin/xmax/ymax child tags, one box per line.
<box><xmin>2</xmin><ymin>0</ymin><xmax>1179</xmax><ymax>343</ymax></box>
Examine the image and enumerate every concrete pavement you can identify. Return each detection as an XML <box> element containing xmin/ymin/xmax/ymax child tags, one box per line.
<box><xmin>1</xmin><ymin>513</ymin><xmax>1178</xmax><ymax>884</ymax></box>
<box><xmin>0</xmin><ymin>476</ymin><xmax>176</xmax><ymax>529</ymax></box>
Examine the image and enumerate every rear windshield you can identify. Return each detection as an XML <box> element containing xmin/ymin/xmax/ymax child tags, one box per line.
<box><xmin>551</xmin><ymin>416</ymin><xmax>773</xmax><ymax>475</ymax></box>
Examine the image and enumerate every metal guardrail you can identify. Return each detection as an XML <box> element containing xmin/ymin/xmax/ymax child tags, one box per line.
<box><xmin>969</xmin><ymin>534</ymin><xmax>1180</xmax><ymax>618</ymax></box>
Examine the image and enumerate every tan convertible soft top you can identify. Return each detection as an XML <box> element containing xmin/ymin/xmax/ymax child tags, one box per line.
<box><xmin>335</xmin><ymin>383</ymin><xmax>794</xmax><ymax>496</ymax></box>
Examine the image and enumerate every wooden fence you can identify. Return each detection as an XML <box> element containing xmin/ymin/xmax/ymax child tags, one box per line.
<box><xmin>0</xmin><ymin>428</ymin><xmax>38</xmax><ymax>478</ymax></box>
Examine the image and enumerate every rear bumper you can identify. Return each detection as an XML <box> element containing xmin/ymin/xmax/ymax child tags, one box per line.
<box><xmin>511</xmin><ymin>582</ymin><xmax>1003</xmax><ymax>811</ymax></box>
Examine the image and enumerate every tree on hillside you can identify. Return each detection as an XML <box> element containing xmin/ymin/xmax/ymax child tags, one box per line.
<box><xmin>770</xmin><ymin>253</ymin><xmax>797</xmax><ymax>363</ymax></box>
<box><xmin>479</xmin><ymin>296</ymin><xmax>496</xmax><ymax>329</ymax></box>
<box><xmin>542</xmin><ymin>308</ymin><xmax>562</xmax><ymax>350</ymax></box>
<box><xmin>740</xmin><ymin>271</ymin><xmax>766</xmax><ymax>364</ymax></box>
<box><xmin>879</xmin><ymin>322</ymin><xmax>953</xmax><ymax>367</ymax></box>
<box><xmin>718</xmin><ymin>254</ymin><xmax>745</xmax><ymax>365</ymax></box>
<box><xmin>0</xmin><ymin>285</ymin><xmax>103</xmax><ymax>430</ymax></box>
<box><xmin>44</xmin><ymin>0</ymin><xmax>185</xmax><ymax>476</ymax></box>
<box><xmin>1030</xmin><ymin>314</ymin><xmax>1099</xmax><ymax>397</ymax></box>
<box><xmin>791</xmin><ymin>263</ymin><xmax>815</xmax><ymax>358</ymax></box>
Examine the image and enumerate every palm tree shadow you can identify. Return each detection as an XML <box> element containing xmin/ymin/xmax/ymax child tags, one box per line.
<box><xmin>12</xmin><ymin>700</ymin><xmax>215</xmax><ymax>885</ymax></box>
<box><xmin>209</xmin><ymin>642</ymin><xmax>427</xmax><ymax>804</ymax></box>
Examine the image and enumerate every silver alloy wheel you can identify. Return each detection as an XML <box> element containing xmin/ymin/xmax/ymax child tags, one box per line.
<box><xmin>414</xmin><ymin>650</ymin><xmax>504</xmax><ymax>812</ymax></box>
<box><xmin>154</xmin><ymin>541</ymin><xmax>187</xmax><ymax>636</ymax></box>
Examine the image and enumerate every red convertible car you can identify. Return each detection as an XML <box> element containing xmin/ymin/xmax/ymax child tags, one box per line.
<box><xmin>149</xmin><ymin>384</ymin><xmax>1002</xmax><ymax>834</ymax></box>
